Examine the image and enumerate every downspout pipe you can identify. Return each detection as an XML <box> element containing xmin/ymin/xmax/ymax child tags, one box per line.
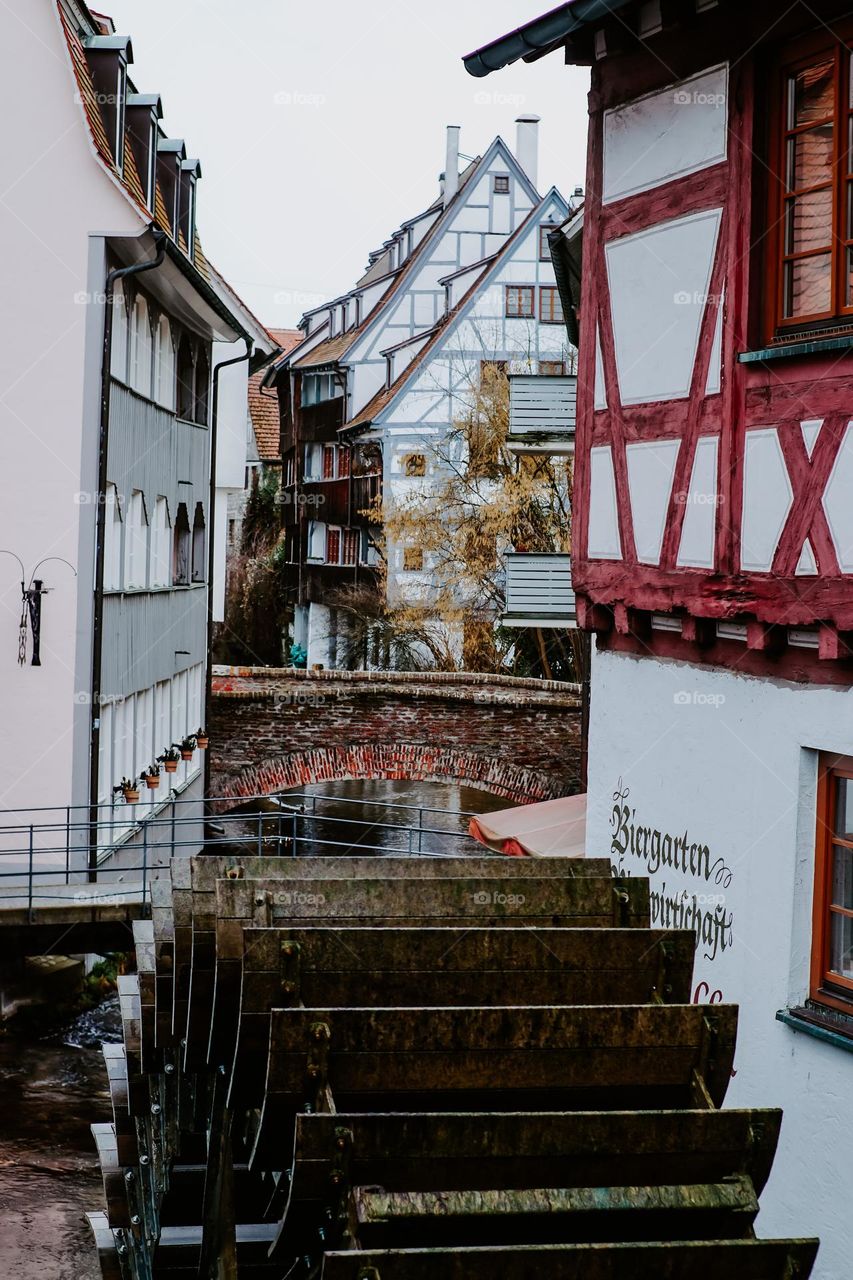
<box><xmin>204</xmin><ymin>338</ymin><xmax>253</xmax><ymax>807</ymax></box>
<box><xmin>88</xmin><ymin>227</ymin><xmax>167</xmax><ymax>881</ymax></box>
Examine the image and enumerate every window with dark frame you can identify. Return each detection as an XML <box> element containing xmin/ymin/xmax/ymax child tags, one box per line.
<box><xmin>322</xmin><ymin>445</ymin><xmax>336</xmax><ymax>480</ymax></box>
<box><xmin>505</xmin><ymin>286</ymin><xmax>535</xmax><ymax>318</ymax></box>
<box><xmin>539</xmin><ymin>224</ymin><xmax>558</xmax><ymax>260</ymax></box>
<box><xmin>540</xmin><ymin>286</ymin><xmax>564</xmax><ymax>325</ymax></box>
<box><xmin>812</xmin><ymin>753</ymin><xmax>853</xmax><ymax>1013</ymax></box>
<box><xmin>337</xmin><ymin>447</ymin><xmax>351</xmax><ymax>479</ymax></box>
<box><xmin>341</xmin><ymin>529</ymin><xmax>359</xmax><ymax>566</ymax></box>
<box><xmin>494</xmin><ymin>174</ymin><xmax>510</xmax><ymax>193</ymax></box>
<box><xmin>767</xmin><ymin>37</ymin><xmax>853</xmax><ymax>334</ymax></box>
<box><xmin>403</xmin><ymin>453</ymin><xmax>426</xmax><ymax>477</ymax></box>
<box><xmin>326</xmin><ymin>527</ymin><xmax>341</xmax><ymax>564</ymax></box>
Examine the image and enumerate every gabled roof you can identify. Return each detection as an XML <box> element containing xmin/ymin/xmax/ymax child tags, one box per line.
<box><xmin>344</xmin><ymin>187</ymin><xmax>569</xmax><ymax>434</ymax></box>
<box><xmin>271</xmin><ymin>138</ymin><xmax>540</xmax><ymax>381</ymax></box>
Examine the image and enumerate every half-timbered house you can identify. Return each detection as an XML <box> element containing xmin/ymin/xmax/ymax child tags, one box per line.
<box><xmin>265</xmin><ymin>122</ymin><xmax>573</xmax><ymax>668</ymax></box>
<box><xmin>465</xmin><ymin>3</ymin><xmax>853</xmax><ymax>1274</ymax></box>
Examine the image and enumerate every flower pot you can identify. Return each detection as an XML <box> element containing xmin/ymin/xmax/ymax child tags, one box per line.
<box><xmin>196</xmin><ymin>735</ymin><xmax>209</xmax><ymax>751</ymax></box>
<box><xmin>180</xmin><ymin>749</ymin><xmax>194</xmax><ymax>761</ymax></box>
<box><xmin>144</xmin><ymin>775</ymin><xmax>160</xmax><ymax>790</ymax></box>
<box><xmin>123</xmin><ymin>788</ymin><xmax>140</xmax><ymax>804</ymax></box>
<box><xmin>164</xmin><ymin>759</ymin><xmax>178</xmax><ymax>774</ymax></box>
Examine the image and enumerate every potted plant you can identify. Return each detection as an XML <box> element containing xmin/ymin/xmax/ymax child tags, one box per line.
<box><xmin>178</xmin><ymin>736</ymin><xmax>196</xmax><ymax>761</ymax></box>
<box><xmin>158</xmin><ymin>747</ymin><xmax>180</xmax><ymax>774</ymax></box>
<box><xmin>142</xmin><ymin>765</ymin><xmax>161</xmax><ymax>790</ymax></box>
<box><xmin>114</xmin><ymin>777</ymin><xmax>140</xmax><ymax>804</ymax></box>
<box><xmin>195</xmin><ymin>727</ymin><xmax>209</xmax><ymax>750</ymax></box>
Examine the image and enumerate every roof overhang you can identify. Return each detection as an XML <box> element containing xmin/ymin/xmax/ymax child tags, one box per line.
<box><xmin>108</xmin><ymin>227</ymin><xmax>245</xmax><ymax>343</ymax></box>
<box><xmin>462</xmin><ymin>0</ymin><xmax>635</xmax><ymax>76</ymax></box>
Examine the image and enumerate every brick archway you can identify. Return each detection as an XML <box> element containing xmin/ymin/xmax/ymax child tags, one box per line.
<box><xmin>214</xmin><ymin>743</ymin><xmax>566</xmax><ymax>807</ymax></box>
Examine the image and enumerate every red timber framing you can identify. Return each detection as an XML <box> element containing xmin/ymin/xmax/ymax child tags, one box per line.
<box><xmin>570</xmin><ymin>2</ymin><xmax>853</xmax><ymax>685</ymax></box>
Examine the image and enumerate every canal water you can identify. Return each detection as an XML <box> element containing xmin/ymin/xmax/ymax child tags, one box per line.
<box><xmin>0</xmin><ymin>778</ymin><xmax>512</xmax><ymax>1277</ymax></box>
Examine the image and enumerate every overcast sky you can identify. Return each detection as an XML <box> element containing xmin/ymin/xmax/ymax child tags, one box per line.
<box><xmin>106</xmin><ymin>1</ymin><xmax>591</xmax><ymax>331</ymax></box>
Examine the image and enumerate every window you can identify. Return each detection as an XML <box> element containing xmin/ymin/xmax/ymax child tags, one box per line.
<box><xmin>104</xmin><ymin>484</ymin><xmax>122</xmax><ymax>591</ymax></box>
<box><xmin>494</xmin><ymin>174</ymin><xmax>510</xmax><ymax>193</ymax></box>
<box><xmin>176</xmin><ymin>335</ymin><xmax>195</xmax><ymax>420</ymax></box>
<box><xmin>110</xmin><ymin>280</ymin><xmax>129</xmax><ymax>382</ymax></box>
<box><xmin>540</xmin><ymin>360</ymin><xmax>567</xmax><ymax>376</ymax></box>
<box><xmin>480</xmin><ymin>360</ymin><xmax>508</xmax><ymax>383</ymax></box>
<box><xmin>153</xmin><ymin>315</ymin><xmax>175</xmax><ymax>409</ymax></box>
<box><xmin>342</xmin><ymin>529</ymin><xmax>359</xmax><ymax>566</ymax></box>
<box><xmin>194</xmin><ymin>349</ymin><xmax>210</xmax><ymax>425</ymax></box>
<box><xmin>326</xmin><ymin>527</ymin><xmax>341</xmax><ymax>564</ymax></box>
<box><xmin>505</xmin><ymin>286</ymin><xmax>535</xmax><ymax>318</ymax></box>
<box><xmin>322</xmin><ymin>445</ymin><xmax>335</xmax><ymax>480</ymax></box>
<box><xmin>129</xmin><ymin>294</ymin><xmax>153</xmax><ymax>396</ymax></box>
<box><xmin>191</xmin><ymin>503</ymin><xmax>206</xmax><ymax>582</ymax></box>
<box><xmin>173</xmin><ymin>502</ymin><xmax>190</xmax><ymax>585</ymax></box>
<box><xmin>403</xmin><ymin>546</ymin><xmax>424</xmax><ymax>572</ymax></box>
<box><xmin>125</xmin><ymin>490</ymin><xmax>148</xmax><ymax>589</ymax></box>
<box><xmin>403</xmin><ymin>453</ymin><xmax>426</xmax><ymax>477</ymax></box>
<box><xmin>813</xmin><ymin>754</ymin><xmax>853</xmax><ymax>1012</ymax></box>
<box><xmin>539</xmin><ymin>224</ymin><xmax>559</xmax><ymax>260</ymax></box>
<box><xmin>151</xmin><ymin>497</ymin><xmax>171</xmax><ymax>587</ymax></box>
<box><xmin>308</xmin><ymin>521</ymin><xmax>326</xmax><ymax>559</ymax></box>
<box><xmin>302</xmin><ymin>372</ymin><xmax>341</xmax><ymax>406</ymax></box>
<box><xmin>540</xmin><ymin>286</ymin><xmax>564</xmax><ymax>324</ymax></box>
<box><xmin>284</xmin><ymin>453</ymin><xmax>296</xmax><ymax>487</ymax></box>
<box><xmin>337</xmin><ymin>447</ymin><xmax>351</xmax><ymax>479</ymax></box>
<box><xmin>768</xmin><ymin>41</ymin><xmax>853</xmax><ymax>331</ymax></box>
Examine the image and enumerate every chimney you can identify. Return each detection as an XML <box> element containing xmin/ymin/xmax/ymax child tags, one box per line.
<box><xmin>444</xmin><ymin>125</ymin><xmax>460</xmax><ymax>206</ymax></box>
<box><xmin>515</xmin><ymin>114</ymin><xmax>541</xmax><ymax>191</ymax></box>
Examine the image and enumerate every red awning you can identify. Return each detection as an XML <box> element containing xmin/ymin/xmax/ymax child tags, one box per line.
<box><xmin>468</xmin><ymin>793</ymin><xmax>587</xmax><ymax>858</ymax></box>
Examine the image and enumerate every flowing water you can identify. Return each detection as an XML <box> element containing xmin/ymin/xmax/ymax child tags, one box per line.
<box><xmin>0</xmin><ymin>997</ymin><xmax>119</xmax><ymax>1280</ymax></box>
<box><xmin>0</xmin><ymin>779</ymin><xmax>511</xmax><ymax>1275</ymax></box>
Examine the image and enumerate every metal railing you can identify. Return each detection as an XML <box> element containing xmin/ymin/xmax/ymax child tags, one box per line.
<box><xmin>0</xmin><ymin>791</ymin><xmax>492</xmax><ymax>912</ymax></box>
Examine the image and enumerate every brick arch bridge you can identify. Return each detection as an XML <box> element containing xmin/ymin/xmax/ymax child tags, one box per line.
<box><xmin>210</xmin><ymin>668</ymin><xmax>582</xmax><ymax>807</ymax></box>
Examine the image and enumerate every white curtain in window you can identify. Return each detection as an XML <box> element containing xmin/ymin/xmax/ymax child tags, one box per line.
<box><xmin>125</xmin><ymin>490</ymin><xmax>148</xmax><ymax>589</ymax></box>
<box><xmin>134</xmin><ymin>687</ymin><xmax>152</xmax><ymax>803</ymax></box>
<box><xmin>154</xmin><ymin>679</ymin><xmax>171</xmax><ymax>760</ymax></box>
<box><xmin>154</xmin><ymin>315</ymin><xmax>175</xmax><ymax>410</ymax></box>
<box><xmin>97</xmin><ymin>700</ymin><xmax>113</xmax><ymax>808</ymax></box>
<box><xmin>130</xmin><ymin>294</ymin><xmax>153</xmax><ymax>396</ymax></box>
<box><xmin>151</xmin><ymin>497</ymin><xmax>171</xmax><ymax>587</ymax></box>
<box><xmin>104</xmin><ymin>484</ymin><xmax>122</xmax><ymax>590</ymax></box>
<box><xmin>110</xmin><ymin>280</ymin><xmax>129</xmax><ymax>382</ymax></box>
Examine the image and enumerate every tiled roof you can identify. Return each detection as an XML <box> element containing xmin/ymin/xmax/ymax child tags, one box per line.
<box><xmin>248</xmin><ymin>333</ymin><xmax>301</xmax><ymax>459</ymax></box>
<box><xmin>248</xmin><ymin>372</ymin><xmax>282</xmax><ymax>461</ymax></box>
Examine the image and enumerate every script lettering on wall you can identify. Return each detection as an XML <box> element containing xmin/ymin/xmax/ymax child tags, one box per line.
<box><xmin>610</xmin><ymin>780</ymin><xmax>734</xmax><ymax>962</ymax></box>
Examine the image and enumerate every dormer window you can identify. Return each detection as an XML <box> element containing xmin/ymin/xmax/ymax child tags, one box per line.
<box><xmin>156</xmin><ymin>138</ymin><xmax>186</xmax><ymax>238</ymax></box>
<box><xmin>126</xmin><ymin>94</ymin><xmax>162</xmax><ymax>212</ymax></box>
<box><xmin>179</xmin><ymin>160</ymin><xmax>201</xmax><ymax>259</ymax></box>
<box><xmin>83</xmin><ymin>34</ymin><xmax>133</xmax><ymax>174</ymax></box>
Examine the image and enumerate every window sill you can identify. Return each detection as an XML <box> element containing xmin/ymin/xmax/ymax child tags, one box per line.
<box><xmin>776</xmin><ymin>1002</ymin><xmax>853</xmax><ymax>1054</ymax></box>
<box><xmin>739</xmin><ymin>332</ymin><xmax>853</xmax><ymax>364</ymax></box>
<box><xmin>176</xmin><ymin>415</ymin><xmax>209</xmax><ymax>430</ymax></box>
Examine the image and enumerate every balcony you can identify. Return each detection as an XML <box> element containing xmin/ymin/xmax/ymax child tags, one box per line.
<box><xmin>502</xmin><ymin>553</ymin><xmax>576</xmax><ymax>628</ymax></box>
<box><xmin>508</xmin><ymin>374</ymin><xmax>576</xmax><ymax>454</ymax></box>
